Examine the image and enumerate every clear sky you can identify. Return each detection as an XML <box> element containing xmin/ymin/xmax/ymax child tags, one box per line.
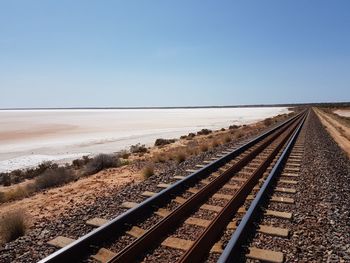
<box><xmin>0</xmin><ymin>0</ymin><xmax>349</xmax><ymax>108</ymax></box>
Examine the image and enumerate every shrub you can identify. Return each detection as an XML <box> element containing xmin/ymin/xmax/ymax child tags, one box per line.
<box><xmin>220</xmin><ymin>128</ymin><xmax>225</xmax><ymax>131</ymax></box>
<box><xmin>211</xmin><ymin>140</ymin><xmax>220</xmax><ymax>148</ymax></box>
<box><xmin>72</xmin><ymin>156</ymin><xmax>90</xmax><ymax>168</ymax></box>
<box><xmin>0</xmin><ymin>210</ymin><xmax>26</xmax><ymax>243</ymax></box>
<box><xmin>236</xmin><ymin>132</ymin><xmax>244</xmax><ymax>139</ymax></box>
<box><xmin>35</xmin><ymin>167</ymin><xmax>75</xmax><ymax>190</ymax></box>
<box><xmin>0</xmin><ymin>192</ymin><xmax>5</xmax><ymax>203</ymax></box>
<box><xmin>85</xmin><ymin>154</ymin><xmax>120</xmax><ymax>175</ymax></box>
<box><xmin>154</xmin><ymin>138</ymin><xmax>176</xmax><ymax>147</ymax></box>
<box><xmin>130</xmin><ymin>143</ymin><xmax>148</xmax><ymax>154</ymax></box>
<box><xmin>175</xmin><ymin>152</ymin><xmax>187</xmax><ymax>164</ymax></box>
<box><xmin>142</xmin><ymin>164</ymin><xmax>154</xmax><ymax>179</ymax></box>
<box><xmin>197</xmin><ymin>129</ymin><xmax>212</xmax><ymax>135</ymax></box>
<box><xmin>187</xmin><ymin>133</ymin><xmax>196</xmax><ymax>139</ymax></box>
<box><xmin>186</xmin><ymin>148</ymin><xmax>197</xmax><ymax>156</ymax></box>
<box><xmin>119</xmin><ymin>150</ymin><xmax>130</xmax><ymax>159</ymax></box>
<box><xmin>1</xmin><ymin>174</ymin><xmax>11</xmax><ymax>186</ymax></box>
<box><xmin>229</xmin><ymin>124</ymin><xmax>240</xmax><ymax>130</ymax></box>
<box><xmin>154</xmin><ymin>153</ymin><xmax>167</xmax><ymax>163</ymax></box>
<box><xmin>224</xmin><ymin>135</ymin><xmax>232</xmax><ymax>143</ymax></box>
<box><xmin>5</xmin><ymin>187</ymin><xmax>30</xmax><ymax>202</ymax></box>
<box><xmin>263</xmin><ymin>118</ymin><xmax>273</xmax><ymax>126</ymax></box>
<box><xmin>200</xmin><ymin>144</ymin><xmax>209</xmax><ymax>152</ymax></box>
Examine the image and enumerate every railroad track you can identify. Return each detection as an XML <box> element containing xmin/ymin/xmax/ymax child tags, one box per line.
<box><xmin>40</xmin><ymin>110</ymin><xmax>308</xmax><ymax>263</ymax></box>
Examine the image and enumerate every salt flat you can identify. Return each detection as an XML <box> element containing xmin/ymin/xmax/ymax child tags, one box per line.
<box><xmin>334</xmin><ymin>109</ymin><xmax>350</xmax><ymax>118</ymax></box>
<box><xmin>0</xmin><ymin>107</ymin><xmax>289</xmax><ymax>172</ymax></box>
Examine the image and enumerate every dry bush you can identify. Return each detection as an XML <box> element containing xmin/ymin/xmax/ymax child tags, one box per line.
<box><xmin>0</xmin><ymin>174</ymin><xmax>11</xmax><ymax>186</ymax></box>
<box><xmin>229</xmin><ymin>124</ymin><xmax>240</xmax><ymax>130</ymax></box>
<box><xmin>263</xmin><ymin>118</ymin><xmax>273</xmax><ymax>126</ymax></box>
<box><xmin>0</xmin><ymin>192</ymin><xmax>5</xmax><ymax>203</ymax></box>
<box><xmin>211</xmin><ymin>140</ymin><xmax>220</xmax><ymax>148</ymax></box>
<box><xmin>85</xmin><ymin>154</ymin><xmax>120</xmax><ymax>175</ymax></box>
<box><xmin>197</xmin><ymin>129</ymin><xmax>212</xmax><ymax>135</ymax></box>
<box><xmin>187</xmin><ymin>133</ymin><xmax>196</xmax><ymax>139</ymax></box>
<box><xmin>186</xmin><ymin>148</ymin><xmax>198</xmax><ymax>156</ymax></box>
<box><xmin>142</xmin><ymin>164</ymin><xmax>154</xmax><ymax>179</ymax></box>
<box><xmin>166</xmin><ymin>153</ymin><xmax>174</xmax><ymax>161</ymax></box>
<box><xmin>72</xmin><ymin>156</ymin><xmax>90</xmax><ymax>168</ymax></box>
<box><xmin>175</xmin><ymin>151</ymin><xmax>187</xmax><ymax>164</ymax></box>
<box><xmin>4</xmin><ymin>187</ymin><xmax>30</xmax><ymax>202</ymax></box>
<box><xmin>130</xmin><ymin>143</ymin><xmax>148</xmax><ymax>154</ymax></box>
<box><xmin>119</xmin><ymin>150</ymin><xmax>130</xmax><ymax>159</ymax></box>
<box><xmin>154</xmin><ymin>138</ymin><xmax>176</xmax><ymax>147</ymax></box>
<box><xmin>35</xmin><ymin>167</ymin><xmax>75</xmax><ymax>190</ymax></box>
<box><xmin>154</xmin><ymin>153</ymin><xmax>167</xmax><ymax>163</ymax></box>
<box><xmin>236</xmin><ymin>132</ymin><xmax>244</xmax><ymax>139</ymax></box>
<box><xmin>223</xmin><ymin>135</ymin><xmax>232</xmax><ymax>143</ymax></box>
<box><xmin>0</xmin><ymin>210</ymin><xmax>26</xmax><ymax>243</ymax></box>
<box><xmin>200</xmin><ymin>144</ymin><xmax>209</xmax><ymax>152</ymax></box>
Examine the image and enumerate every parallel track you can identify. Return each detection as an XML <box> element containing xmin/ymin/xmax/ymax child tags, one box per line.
<box><xmin>39</xmin><ymin>110</ymin><xmax>308</xmax><ymax>263</ymax></box>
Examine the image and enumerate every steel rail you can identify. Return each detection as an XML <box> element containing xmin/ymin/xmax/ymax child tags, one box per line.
<box><xmin>38</xmin><ymin>111</ymin><xmax>304</xmax><ymax>263</ymax></box>
<box><xmin>178</xmin><ymin>112</ymin><xmax>305</xmax><ymax>262</ymax></box>
<box><xmin>217</xmin><ymin>111</ymin><xmax>308</xmax><ymax>263</ymax></box>
<box><xmin>107</xmin><ymin>113</ymin><xmax>303</xmax><ymax>262</ymax></box>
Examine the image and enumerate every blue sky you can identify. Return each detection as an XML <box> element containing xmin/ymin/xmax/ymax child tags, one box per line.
<box><xmin>0</xmin><ymin>0</ymin><xmax>349</xmax><ymax>108</ymax></box>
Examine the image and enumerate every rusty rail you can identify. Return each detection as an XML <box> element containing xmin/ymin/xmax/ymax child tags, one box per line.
<box><xmin>38</xmin><ymin>111</ymin><xmax>305</xmax><ymax>263</ymax></box>
<box><xmin>217</xmin><ymin>110</ymin><xmax>307</xmax><ymax>263</ymax></box>
<box><xmin>108</xmin><ymin>113</ymin><xmax>304</xmax><ymax>262</ymax></box>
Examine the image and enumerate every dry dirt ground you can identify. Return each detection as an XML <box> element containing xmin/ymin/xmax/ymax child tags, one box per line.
<box><xmin>314</xmin><ymin>107</ymin><xmax>350</xmax><ymax>157</ymax></box>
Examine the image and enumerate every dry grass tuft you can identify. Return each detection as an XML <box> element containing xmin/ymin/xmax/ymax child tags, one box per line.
<box><xmin>211</xmin><ymin>140</ymin><xmax>220</xmax><ymax>148</ymax></box>
<box><xmin>235</xmin><ymin>131</ymin><xmax>244</xmax><ymax>139</ymax></box>
<box><xmin>175</xmin><ymin>151</ymin><xmax>187</xmax><ymax>164</ymax></box>
<box><xmin>0</xmin><ymin>210</ymin><xmax>27</xmax><ymax>243</ymax></box>
<box><xmin>3</xmin><ymin>187</ymin><xmax>30</xmax><ymax>202</ymax></box>
<box><xmin>223</xmin><ymin>135</ymin><xmax>232</xmax><ymax>143</ymax></box>
<box><xmin>200</xmin><ymin>144</ymin><xmax>209</xmax><ymax>152</ymax></box>
<box><xmin>154</xmin><ymin>153</ymin><xmax>167</xmax><ymax>163</ymax></box>
<box><xmin>263</xmin><ymin>118</ymin><xmax>273</xmax><ymax>126</ymax></box>
<box><xmin>142</xmin><ymin>164</ymin><xmax>155</xmax><ymax>179</ymax></box>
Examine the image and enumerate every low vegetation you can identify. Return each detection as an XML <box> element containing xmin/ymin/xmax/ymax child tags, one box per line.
<box><xmin>72</xmin><ymin>156</ymin><xmax>90</xmax><ymax>168</ymax></box>
<box><xmin>35</xmin><ymin>167</ymin><xmax>75</xmax><ymax>189</ymax></box>
<box><xmin>0</xmin><ymin>161</ymin><xmax>58</xmax><ymax>186</ymax></box>
<box><xmin>197</xmin><ymin>129</ymin><xmax>212</xmax><ymax>135</ymax></box>
<box><xmin>154</xmin><ymin>138</ymin><xmax>176</xmax><ymax>147</ymax></box>
<box><xmin>0</xmin><ymin>210</ymin><xmax>27</xmax><ymax>243</ymax></box>
<box><xmin>224</xmin><ymin>135</ymin><xmax>232</xmax><ymax>143</ymax></box>
<box><xmin>229</xmin><ymin>124</ymin><xmax>240</xmax><ymax>129</ymax></box>
<box><xmin>200</xmin><ymin>143</ymin><xmax>209</xmax><ymax>152</ymax></box>
<box><xmin>263</xmin><ymin>117</ymin><xmax>274</xmax><ymax>126</ymax></box>
<box><xmin>2</xmin><ymin>187</ymin><xmax>30</xmax><ymax>202</ymax></box>
<box><xmin>119</xmin><ymin>150</ymin><xmax>131</xmax><ymax>159</ymax></box>
<box><xmin>142</xmin><ymin>164</ymin><xmax>154</xmax><ymax>179</ymax></box>
<box><xmin>175</xmin><ymin>151</ymin><xmax>187</xmax><ymax>163</ymax></box>
<box><xmin>211</xmin><ymin>140</ymin><xmax>220</xmax><ymax>148</ymax></box>
<box><xmin>85</xmin><ymin>154</ymin><xmax>121</xmax><ymax>175</ymax></box>
<box><xmin>130</xmin><ymin>143</ymin><xmax>148</xmax><ymax>154</ymax></box>
<box><xmin>153</xmin><ymin>153</ymin><xmax>167</xmax><ymax>163</ymax></box>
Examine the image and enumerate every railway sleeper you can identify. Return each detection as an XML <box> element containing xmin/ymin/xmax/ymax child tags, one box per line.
<box><xmin>246</xmin><ymin>247</ymin><xmax>284</xmax><ymax>263</ymax></box>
